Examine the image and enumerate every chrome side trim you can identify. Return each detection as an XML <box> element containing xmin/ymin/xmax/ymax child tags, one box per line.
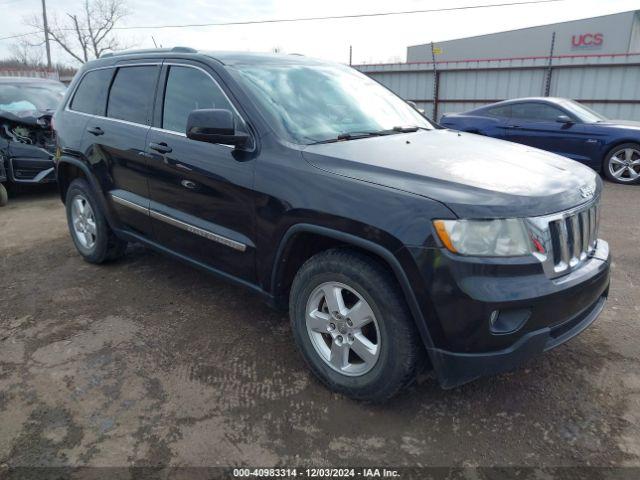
<box><xmin>110</xmin><ymin>194</ymin><xmax>149</xmax><ymax>215</ymax></box>
<box><xmin>109</xmin><ymin>192</ymin><xmax>246</xmax><ymax>252</ymax></box>
<box><xmin>149</xmin><ymin>210</ymin><xmax>246</xmax><ymax>252</ymax></box>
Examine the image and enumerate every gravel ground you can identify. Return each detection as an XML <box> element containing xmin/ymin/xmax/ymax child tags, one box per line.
<box><xmin>0</xmin><ymin>182</ymin><xmax>639</xmax><ymax>471</ymax></box>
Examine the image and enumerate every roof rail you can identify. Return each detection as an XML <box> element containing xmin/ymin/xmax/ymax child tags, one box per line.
<box><xmin>100</xmin><ymin>46</ymin><xmax>197</xmax><ymax>58</ymax></box>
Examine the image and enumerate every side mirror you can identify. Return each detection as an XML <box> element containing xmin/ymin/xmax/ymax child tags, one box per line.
<box><xmin>186</xmin><ymin>109</ymin><xmax>249</xmax><ymax>147</ymax></box>
<box><xmin>556</xmin><ymin>114</ymin><xmax>573</xmax><ymax>124</ymax></box>
<box><xmin>407</xmin><ymin>100</ymin><xmax>426</xmax><ymax>115</ymax></box>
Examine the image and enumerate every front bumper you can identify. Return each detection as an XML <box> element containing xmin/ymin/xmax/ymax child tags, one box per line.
<box><xmin>411</xmin><ymin>239</ymin><xmax>610</xmax><ymax>388</ymax></box>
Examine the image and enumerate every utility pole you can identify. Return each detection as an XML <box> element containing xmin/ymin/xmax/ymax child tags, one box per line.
<box><xmin>349</xmin><ymin>45</ymin><xmax>353</xmax><ymax>66</ymax></box>
<box><xmin>430</xmin><ymin>41</ymin><xmax>439</xmax><ymax>121</ymax></box>
<box><xmin>544</xmin><ymin>31</ymin><xmax>556</xmax><ymax>97</ymax></box>
<box><xmin>41</xmin><ymin>0</ymin><xmax>52</xmax><ymax>69</ymax></box>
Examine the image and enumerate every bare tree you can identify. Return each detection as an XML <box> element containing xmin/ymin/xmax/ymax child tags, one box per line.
<box><xmin>26</xmin><ymin>0</ymin><xmax>130</xmax><ymax>64</ymax></box>
<box><xmin>9</xmin><ymin>38</ymin><xmax>44</xmax><ymax>66</ymax></box>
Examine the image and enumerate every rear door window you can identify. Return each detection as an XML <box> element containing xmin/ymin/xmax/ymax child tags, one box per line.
<box><xmin>107</xmin><ymin>66</ymin><xmax>159</xmax><ymax>124</ymax></box>
<box><xmin>70</xmin><ymin>68</ymin><xmax>113</xmax><ymax>115</ymax></box>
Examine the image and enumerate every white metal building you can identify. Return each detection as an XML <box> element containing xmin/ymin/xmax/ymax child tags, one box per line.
<box><xmin>356</xmin><ymin>10</ymin><xmax>640</xmax><ymax>121</ymax></box>
<box><xmin>407</xmin><ymin>10</ymin><xmax>640</xmax><ymax>63</ymax></box>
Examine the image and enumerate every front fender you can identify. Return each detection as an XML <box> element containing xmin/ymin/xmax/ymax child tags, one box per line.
<box><xmin>270</xmin><ymin>223</ymin><xmax>444</xmax><ymax>367</ymax></box>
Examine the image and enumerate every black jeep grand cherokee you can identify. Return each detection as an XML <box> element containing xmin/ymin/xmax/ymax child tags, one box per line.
<box><xmin>54</xmin><ymin>48</ymin><xmax>610</xmax><ymax>402</ymax></box>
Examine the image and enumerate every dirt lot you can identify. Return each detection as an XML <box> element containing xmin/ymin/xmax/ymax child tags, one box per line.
<box><xmin>0</xmin><ymin>183</ymin><xmax>639</xmax><ymax>471</ymax></box>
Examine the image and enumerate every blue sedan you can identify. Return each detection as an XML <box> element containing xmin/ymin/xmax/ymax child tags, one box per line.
<box><xmin>440</xmin><ymin>97</ymin><xmax>640</xmax><ymax>184</ymax></box>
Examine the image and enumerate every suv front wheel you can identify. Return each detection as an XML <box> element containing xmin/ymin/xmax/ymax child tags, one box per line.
<box><xmin>65</xmin><ymin>178</ymin><xmax>127</xmax><ymax>263</ymax></box>
<box><xmin>289</xmin><ymin>249</ymin><xmax>424</xmax><ymax>402</ymax></box>
<box><xmin>604</xmin><ymin>143</ymin><xmax>640</xmax><ymax>184</ymax></box>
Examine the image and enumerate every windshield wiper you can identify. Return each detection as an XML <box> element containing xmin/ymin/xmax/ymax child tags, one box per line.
<box><xmin>308</xmin><ymin>131</ymin><xmax>386</xmax><ymax>145</ymax></box>
<box><xmin>392</xmin><ymin>125</ymin><xmax>421</xmax><ymax>133</ymax></box>
<box><xmin>309</xmin><ymin>126</ymin><xmax>424</xmax><ymax>145</ymax></box>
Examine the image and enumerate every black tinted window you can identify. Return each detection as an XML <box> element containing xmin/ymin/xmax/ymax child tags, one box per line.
<box><xmin>486</xmin><ymin>105</ymin><xmax>511</xmax><ymax>118</ymax></box>
<box><xmin>162</xmin><ymin>66</ymin><xmax>234</xmax><ymax>133</ymax></box>
<box><xmin>70</xmin><ymin>69</ymin><xmax>112</xmax><ymax>115</ymax></box>
<box><xmin>511</xmin><ymin>103</ymin><xmax>565</xmax><ymax>121</ymax></box>
<box><xmin>107</xmin><ymin>66</ymin><xmax>158</xmax><ymax>124</ymax></box>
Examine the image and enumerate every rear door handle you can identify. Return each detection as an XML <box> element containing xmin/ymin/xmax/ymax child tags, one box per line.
<box><xmin>149</xmin><ymin>142</ymin><xmax>172</xmax><ymax>154</ymax></box>
<box><xmin>507</xmin><ymin>125</ymin><xmax>522</xmax><ymax>129</ymax></box>
<box><xmin>87</xmin><ymin>126</ymin><xmax>104</xmax><ymax>136</ymax></box>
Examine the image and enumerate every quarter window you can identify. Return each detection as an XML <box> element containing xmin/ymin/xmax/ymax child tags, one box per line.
<box><xmin>107</xmin><ymin>66</ymin><xmax>158</xmax><ymax>124</ymax></box>
<box><xmin>511</xmin><ymin>103</ymin><xmax>566</xmax><ymax>122</ymax></box>
<box><xmin>486</xmin><ymin>105</ymin><xmax>512</xmax><ymax>118</ymax></box>
<box><xmin>162</xmin><ymin>66</ymin><xmax>235</xmax><ymax>133</ymax></box>
<box><xmin>70</xmin><ymin>69</ymin><xmax>113</xmax><ymax>115</ymax></box>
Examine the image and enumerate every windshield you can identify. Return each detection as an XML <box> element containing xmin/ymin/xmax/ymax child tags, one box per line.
<box><xmin>560</xmin><ymin>99</ymin><xmax>608</xmax><ymax>123</ymax></box>
<box><xmin>0</xmin><ymin>82</ymin><xmax>66</xmax><ymax>116</ymax></box>
<box><xmin>232</xmin><ymin>63</ymin><xmax>432</xmax><ymax>144</ymax></box>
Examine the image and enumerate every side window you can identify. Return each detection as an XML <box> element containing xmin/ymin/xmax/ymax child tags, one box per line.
<box><xmin>107</xmin><ymin>66</ymin><xmax>158</xmax><ymax>124</ymax></box>
<box><xmin>486</xmin><ymin>105</ymin><xmax>512</xmax><ymax>118</ymax></box>
<box><xmin>511</xmin><ymin>103</ymin><xmax>565</xmax><ymax>122</ymax></box>
<box><xmin>162</xmin><ymin>66</ymin><xmax>235</xmax><ymax>133</ymax></box>
<box><xmin>70</xmin><ymin>69</ymin><xmax>113</xmax><ymax>115</ymax></box>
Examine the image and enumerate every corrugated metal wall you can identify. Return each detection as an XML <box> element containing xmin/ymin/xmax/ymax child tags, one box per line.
<box><xmin>357</xmin><ymin>53</ymin><xmax>640</xmax><ymax>121</ymax></box>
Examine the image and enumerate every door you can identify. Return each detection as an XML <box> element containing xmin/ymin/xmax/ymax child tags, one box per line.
<box><xmin>145</xmin><ymin>63</ymin><xmax>256</xmax><ymax>282</ymax></box>
<box><xmin>505</xmin><ymin>102</ymin><xmax>592</xmax><ymax>162</ymax></box>
<box><xmin>76</xmin><ymin>64</ymin><xmax>160</xmax><ymax>236</ymax></box>
<box><xmin>480</xmin><ymin>104</ymin><xmax>512</xmax><ymax>140</ymax></box>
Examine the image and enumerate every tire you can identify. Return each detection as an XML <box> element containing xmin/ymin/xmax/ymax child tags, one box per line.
<box><xmin>289</xmin><ymin>249</ymin><xmax>424</xmax><ymax>402</ymax></box>
<box><xmin>65</xmin><ymin>178</ymin><xmax>127</xmax><ymax>263</ymax></box>
<box><xmin>0</xmin><ymin>183</ymin><xmax>7</xmax><ymax>207</ymax></box>
<box><xmin>603</xmin><ymin>143</ymin><xmax>640</xmax><ymax>184</ymax></box>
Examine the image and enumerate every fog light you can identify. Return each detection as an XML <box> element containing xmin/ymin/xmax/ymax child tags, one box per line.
<box><xmin>490</xmin><ymin>309</ymin><xmax>531</xmax><ymax>334</ymax></box>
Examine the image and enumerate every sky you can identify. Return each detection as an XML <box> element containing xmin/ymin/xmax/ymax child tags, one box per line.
<box><xmin>1</xmin><ymin>0</ymin><xmax>640</xmax><ymax>66</ymax></box>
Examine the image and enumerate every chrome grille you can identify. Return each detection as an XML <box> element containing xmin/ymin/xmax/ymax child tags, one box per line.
<box><xmin>527</xmin><ymin>200</ymin><xmax>600</xmax><ymax>278</ymax></box>
<box><xmin>548</xmin><ymin>204</ymin><xmax>598</xmax><ymax>272</ymax></box>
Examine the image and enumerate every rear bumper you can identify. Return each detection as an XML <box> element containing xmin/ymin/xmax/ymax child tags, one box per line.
<box><xmin>414</xmin><ymin>239</ymin><xmax>610</xmax><ymax>388</ymax></box>
<box><xmin>7</xmin><ymin>156</ymin><xmax>55</xmax><ymax>184</ymax></box>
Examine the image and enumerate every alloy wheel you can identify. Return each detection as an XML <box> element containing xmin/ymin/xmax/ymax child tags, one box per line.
<box><xmin>609</xmin><ymin>147</ymin><xmax>640</xmax><ymax>182</ymax></box>
<box><xmin>70</xmin><ymin>194</ymin><xmax>97</xmax><ymax>250</ymax></box>
<box><xmin>305</xmin><ymin>281</ymin><xmax>381</xmax><ymax>377</ymax></box>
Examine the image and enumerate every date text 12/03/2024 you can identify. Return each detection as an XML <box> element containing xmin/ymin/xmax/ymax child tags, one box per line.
<box><xmin>232</xmin><ymin>468</ymin><xmax>401</xmax><ymax>478</ymax></box>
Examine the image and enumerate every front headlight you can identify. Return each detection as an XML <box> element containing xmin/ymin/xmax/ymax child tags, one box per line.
<box><xmin>433</xmin><ymin>218</ymin><xmax>533</xmax><ymax>256</ymax></box>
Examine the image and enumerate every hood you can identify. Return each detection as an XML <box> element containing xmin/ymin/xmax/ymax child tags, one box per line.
<box><xmin>302</xmin><ymin>129</ymin><xmax>600</xmax><ymax>219</ymax></box>
<box><xmin>0</xmin><ymin>109</ymin><xmax>53</xmax><ymax>128</ymax></box>
<box><xmin>597</xmin><ymin>119</ymin><xmax>640</xmax><ymax>130</ymax></box>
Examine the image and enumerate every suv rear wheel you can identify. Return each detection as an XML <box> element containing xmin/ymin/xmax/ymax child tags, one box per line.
<box><xmin>65</xmin><ymin>178</ymin><xmax>127</xmax><ymax>263</ymax></box>
<box><xmin>289</xmin><ymin>249</ymin><xmax>424</xmax><ymax>402</ymax></box>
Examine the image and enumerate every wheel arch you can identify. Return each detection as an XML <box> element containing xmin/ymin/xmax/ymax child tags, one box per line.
<box><xmin>601</xmin><ymin>139</ymin><xmax>640</xmax><ymax>165</ymax></box>
<box><xmin>56</xmin><ymin>156</ymin><xmax>116</xmax><ymax>227</ymax></box>
<box><xmin>270</xmin><ymin>223</ymin><xmax>438</xmax><ymax>355</ymax></box>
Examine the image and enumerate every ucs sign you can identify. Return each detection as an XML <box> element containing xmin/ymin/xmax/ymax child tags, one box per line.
<box><xmin>572</xmin><ymin>33</ymin><xmax>604</xmax><ymax>49</ymax></box>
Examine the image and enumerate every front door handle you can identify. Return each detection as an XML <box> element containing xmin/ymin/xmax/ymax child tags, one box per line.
<box><xmin>149</xmin><ymin>142</ymin><xmax>172</xmax><ymax>154</ymax></box>
<box><xmin>87</xmin><ymin>126</ymin><xmax>104</xmax><ymax>136</ymax></box>
<box><xmin>507</xmin><ymin>125</ymin><xmax>522</xmax><ymax>129</ymax></box>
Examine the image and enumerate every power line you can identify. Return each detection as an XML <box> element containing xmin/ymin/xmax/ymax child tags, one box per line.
<box><xmin>0</xmin><ymin>0</ymin><xmax>565</xmax><ymax>42</ymax></box>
